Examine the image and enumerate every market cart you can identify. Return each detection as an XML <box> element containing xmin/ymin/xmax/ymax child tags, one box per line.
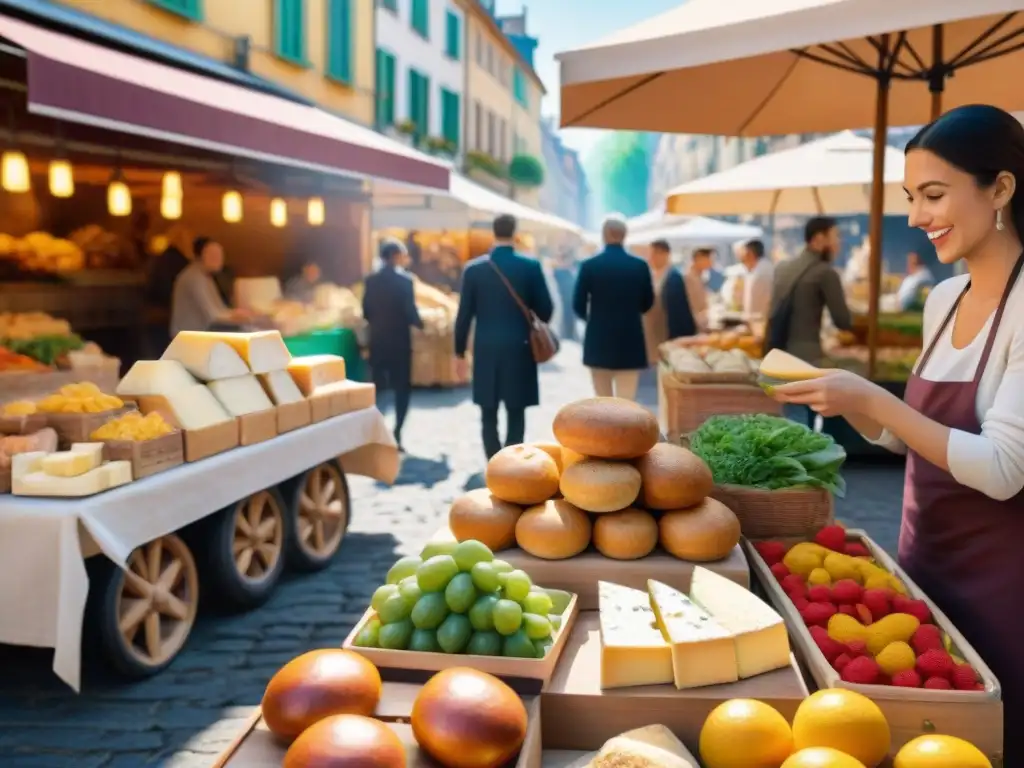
<box><xmin>0</xmin><ymin>407</ymin><xmax>398</xmax><ymax>692</ymax></box>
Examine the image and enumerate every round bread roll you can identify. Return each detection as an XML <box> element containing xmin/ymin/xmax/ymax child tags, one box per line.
<box><xmin>635</xmin><ymin>443</ymin><xmax>714</xmax><ymax>510</ymax></box>
<box><xmin>515</xmin><ymin>499</ymin><xmax>592</xmax><ymax>560</ymax></box>
<box><xmin>485</xmin><ymin>444</ymin><xmax>560</xmax><ymax>505</ymax></box>
<box><xmin>284</xmin><ymin>714</ymin><xmax>405</xmax><ymax>768</ymax></box>
<box><xmin>553</xmin><ymin>398</ymin><xmax>659</xmax><ymax>459</ymax></box>
<box><xmin>559</xmin><ymin>459</ymin><xmax>642</xmax><ymax>513</ymax></box>
<box><xmin>560</xmin><ymin>445</ymin><xmax>587</xmax><ymax>469</ymax></box>
<box><xmin>531</xmin><ymin>442</ymin><xmax>564</xmax><ymax>473</ymax></box>
<box><xmin>592</xmin><ymin>508</ymin><xmax>658</xmax><ymax>560</ymax></box>
<box><xmin>659</xmin><ymin>498</ymin><xmax>741</xmax><ymax>562</ymax></box>
<box><xmin>448</xmin><ymin>490</ymin><xmax>521</xmax><ymax>552</ymax></box>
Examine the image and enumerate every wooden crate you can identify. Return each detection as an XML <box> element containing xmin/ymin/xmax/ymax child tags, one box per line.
<box><xmin>711</xmin><ymin>485</ymin><xmax>834</xmax><ymax>539</ymax></box>
<box><xmin>276</xmin><ymin>399</ymin><xmax>311</xmax><ymax>433</ymax></box>
<box><xmin>745</xmin><ymin>531</ymin><xmax>1003</xmax><ymax>757</ymax></box>
<box><xmin>0</xmin><ymin>366</ymin><xmax>119</xmax><ymax>405</ymax></box>
<box><xmin>183</xmin><ymin>419</ymin><xmax>239</xmax><ymax>462</ymax></box>
<box><xmin>44</xmin><ymin>405</ymin><xmax>135</xmax><ymax>448</ymax></box>
<box><xmin>0</xmin><ymin>464</ymin><xmax>9</xmax><ymax>494</ymax></box>
<box><xmin>239</xmin><ymin>409</ymin><xmax>277</xmax><ymax>446</ymax></box>
<box><xmin>0</xmin><ymin>413</ymin><xmax>48</xmax><ymax>435</ymax></box>
<box><xmin>658</xmin><ymin>366</ymin><xmax>781</xmax><ymax>441</ymax></box>
<box><xmin>343</xmin><ymin>589</ymin><xmax>578</xmax><ymax>693</ymax></box>
<box><xmin>103</xmin><ymin>431</ymin><xmax>184</xmax><ymax>479</ymax></box>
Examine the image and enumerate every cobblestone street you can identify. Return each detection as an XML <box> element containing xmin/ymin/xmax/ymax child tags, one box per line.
<box><xmin>0</xmin><ymin>342</ymin><xmax>905</xmax><ymax>767</ymax></box>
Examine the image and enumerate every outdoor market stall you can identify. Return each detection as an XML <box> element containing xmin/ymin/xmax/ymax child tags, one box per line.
<box><xmin>212</xmin><ymin>397</ymin><xmax>1002</xmax><ymax>767</ymax></box>
<box><xmin>0</xmin><ymin>328</ymin><xmax>398</xmax><ymax>691</ymax></box>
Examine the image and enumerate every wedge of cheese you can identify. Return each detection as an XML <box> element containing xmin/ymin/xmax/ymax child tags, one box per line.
<box><xmin>14</xmin><ymin>460</ymin><xmax>132</xmax><ymax>497</ymax></box>
<box><xmin>207</xmin><ymin>375</ymin><xmax>274</xmax><ymax>416</ymax></box>
<box><xmin>647</xmin><ymin>580</ymin><xmax>738</xmax><ymax>689</ymax></box>
<box><xmin>689</xmin><ymin>566</ymin><xmax>790</xmax><ymax>679</ymax></box>
<box><xmin>161</xmin><ymin>334</ymin><xmax>249</xmax><ymax>381</ymax></box>
<box><xmin>258</xmin><ymin>369</ymin><xmax>305</xmax><ymax>405</ymax></box>
<box><xmin>758</xmin><ymin>348</ymin><xmax>824</xmax><ymax>388</ymax></box>
<box><xmin>590</xmin><ymin>725</ymin><xmax>699</xmax><ymax>768</ymax></box>
<box><xmin>287</xmin><ymin>354</ymin><xmax>347</xmax><ymax>396</ymax></box>
<box><xmin>144</xmin><ymin>385</ymin><xmax>233</xmax><ymax>431</ymax></box>
<box><xmin>598</xmin><ymin>581</ymin><xmax>673</xmax><ymax>689</ymax></box>
<box><xmin>202</xmin><ymin>330</ymin><xmax>291</xmax><ymax>374</ymax></box>
<box><xmin>41</xmin><ymin>446</ymin><xmax>102</xmax><ymax>478</ymax></box>
<box><xmin>117</xmin><ymin>360</ymin><xmax>198</xmax><ymax>396</ymax></box>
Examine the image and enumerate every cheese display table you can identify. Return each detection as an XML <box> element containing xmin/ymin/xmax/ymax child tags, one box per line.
<box><xmin>0</xmin><ymin>407</ymin><xmax>397</xmax><ymax>692</ymax></box>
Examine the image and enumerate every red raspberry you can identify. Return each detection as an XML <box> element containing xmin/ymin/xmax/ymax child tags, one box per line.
<box><xmin>952</xmin><ymin>663</ymin><xmax>980</xmax><ymax>691</ymax></box>
<box><xmin>916</xmin><ymin>649</ymin><xmax>955</xmax><ymax>681</ymax></box>
<box><xmin>891</xmin><ymin>669</ymin><xmax>922</xmax><ymax>688</ymax></box>
<box><xmin>924</xmin><ymin>676</ymin><xmax>952</xmax><ymax>689</ymax></box>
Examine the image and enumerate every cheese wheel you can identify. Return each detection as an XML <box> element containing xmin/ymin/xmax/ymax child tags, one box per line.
<box><xmin>448</xmin><ymin>489</ymin><xmax>522</xmax><ymax>552</ymax></box>
<box><xmin>515</xmin><ymin>500</ymin><xmax>592</xmax><ymax>560</ymax></box>
<box><xmin>635</xmin><ymin>443</ymin><xmax>714</xmax><ymax>510</ymax></box>
<box><xmin>659</xmin><ymin>498</ymin><xmax>741</xmax><ymax>562</ymax></box>
<box><xmin>485</xmin><ymin>444</ymin><xmax>560</xmax><ymax>505</ymax></box>
<box><xmin>559</xmin><ymin>459</ymin><xmax>642</xmax><ymax>513</ymax></box>
<box><xmin>592</xmin><ymin>508</ymin><xmax>658</xmax><ymax>560</ymax></box>
<box><xmin>553</xmin><ymin>398</ymin><xmax>659</xmax><ymax>460</ymax></box>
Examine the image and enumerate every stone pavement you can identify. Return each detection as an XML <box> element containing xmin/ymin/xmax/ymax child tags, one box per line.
<box><xmin>0</xmin><ymin>342</ymin><xmax>905</xmax><ymax>767</ymax></box>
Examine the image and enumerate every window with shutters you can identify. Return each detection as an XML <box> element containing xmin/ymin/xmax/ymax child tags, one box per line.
<box><xmin>513</xmin><ymin>68</ymin><xmax>528</xmax><ymax>107</ymax></box>
<box><xmin>375</xmin><ymin>49</ymin><xmax>397</xmax><ymax>128</ymax></box>
<box><xmin>411</xmin><ymin>0</ymin><xmax>429</xmax><ymax>39</ymax></box>
<box><xmin>444</xmin><ymin>10</ymin><xmax>461</xmax><ymax>60</ymax></box>
<box><xmin>441</xmin><ymin>89</ymin><xmax>460</xmax><ymax>149</ymax></box>
<box><xmin>274</xmin><ymin>0</ymin><xmax>306</xmax><ymax>64</ymax></box>
<box><xmin>147</xmin><ymin>0</ymin><xmax>202</xmax><ymax>20</ymax></box>
<box><xmin>326</xmin><ymin>0</ymin><xmax>352</xmax><ymax>84</ymax></box>
<box><xmin>407</xmin><ymin>69</ymin><xmax>430</xmax><ymax>139</ymax></box>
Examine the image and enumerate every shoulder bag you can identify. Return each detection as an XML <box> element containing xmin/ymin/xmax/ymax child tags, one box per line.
<box><xmin>763</xmin><ymin>260</ymin><xmax>819</xmax><ymax>355</ymax></box>
<box><xmin>489</xmin><ymin>259</ymin><xmax>560</xmax><ymax>363</ymax></box>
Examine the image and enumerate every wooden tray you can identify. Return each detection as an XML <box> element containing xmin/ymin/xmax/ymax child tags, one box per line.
<box><xmin>239</xmin><ymin>408</ymin><xmax>277</xmax><ymax>447</ymax></box>
<box><xmin>659</xmin><ymin>363</ymin><xmax>757</xmax><ymax>386</ymax></box>
<box><xmin>343</xmin><ymin>589</ymin><xmax>578</xmax><ymax>693</ymax></box>
<box><xmin>184</xmin><ymin>419</ymin><xmax>239</xmax><ymax>462</ymax></box>
<box><xmin>44</xmin><ymin>405</ymin><xmax>136</xmax><ymax>448</ymax></box>
<box><xmin>711</xmin><ymin>485</ymin><xmax>834</xmax><ymax>539</ymax></box>
<box><xmin>658</xmin><ymin>366</ymin><xmax>781</xmax><ymax>441</ymax></box>
<box><xmin>103</xmin><ymin>431</ymin><xmax>184</xmax><ymax>480</ymax></box>
<box><xmin>309</xmin><ymin>392</ymin><xmax>332</xmax><ymax>423</ymax></box>
<box><xmin>0</xmin><ymin>463</ymin><xmax>9</xmax><ymax>494</ymax></box>
<box><xmin>745</xmin><ymin>531</ymin><xmax>1003</xmax><ymax>757</ymax></box>
<box><xmin>0</xmin><ymin>413</ymin><xmax>48</xmax><ymax>435</ymax></box>
<box><xmin>212</xmin><ymin>682</ymin><xmax>541</xmax><ymax>768</ymax></box>
<box><xmin>276</xmin><ymin>399</ymin><xmax>311</xmax><ymax>433</ymax></box>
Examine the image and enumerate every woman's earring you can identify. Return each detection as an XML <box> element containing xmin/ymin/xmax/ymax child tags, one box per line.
<box><xmin>997</xmin><ymin>209</ymin><xmax>1006</xmax><ymax>231</ymax></box>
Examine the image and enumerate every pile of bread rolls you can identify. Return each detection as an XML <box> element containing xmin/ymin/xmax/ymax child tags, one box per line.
<box><xmin>447</xmin><ymin>397</ymin><xmax>741</xmax><ymax>563</ymax></box>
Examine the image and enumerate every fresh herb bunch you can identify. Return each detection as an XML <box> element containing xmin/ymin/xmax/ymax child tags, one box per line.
<box><xmin>690</xmin><ymin>414</ymin><xmax>847</xmax><ymax>496</ymax></box>
<box><xmin>1</xmin><ymin>334</ymin><xmax>84</xmax><ymax>366</ymax></box>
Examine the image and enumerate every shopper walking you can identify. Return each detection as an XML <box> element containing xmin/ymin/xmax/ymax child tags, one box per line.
<box><xmin>363</xmin><ymin>238</ymin><xmax>423</xmax><ymax>451</ymax></box>
<box><xmin>454</xmin><ymin>214</ymin><xmax>554</xmax><ymax>459</ymax></box>
<box><xmin>574</xmin><ymin>213</ymin><xmax>654</xmax><ymax>400</ymax></box>
<box><xmin>643</xmin><ymin>238</ymin><xmax>696</xmax><ymax>365</ymax></box>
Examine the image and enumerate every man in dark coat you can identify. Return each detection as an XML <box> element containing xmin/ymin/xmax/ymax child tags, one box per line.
<box><xmin>362</xmin><ymin>238</ymin><xmax>423</xmax><ymax>450</ymax></box>
<box><xmin>455</xmin><ymin>214</ymin><xmax>554</xmax><ymax>460</ymax></box>
<box><xmin>574</xmin><ymin>214</ymin><xmax>654</xmax><ymax>400</ymax></box>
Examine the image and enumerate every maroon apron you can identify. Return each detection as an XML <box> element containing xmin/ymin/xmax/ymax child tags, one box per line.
<box><xmin>899</xmin><ymin>253</ymin><xmax>1024</xmax><ymax>764</ymax></box>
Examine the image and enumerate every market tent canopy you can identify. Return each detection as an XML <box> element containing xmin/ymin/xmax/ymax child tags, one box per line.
<box><xmin>0</xmin><ymin>15</ymin><xmax>450</xmax><ymax>191</ymax></box>
<box><xmin>556</xmin><ymin>0</ymin><xmax>1024</xmax><ymax>134</ymax></box>
<box><xmin>626</xmin><ymin>216</ymin><xmax>763</xmax><ymax>246</ymax></box>
<box><xmin>626</xmin><ymin>208</ymin><xmax>688</xmax><ymax>233</ymax></box>
<box><xmin>665</xmin><ymin>131</ymin><xmax>909</xmax><ymax>216</ymax></box>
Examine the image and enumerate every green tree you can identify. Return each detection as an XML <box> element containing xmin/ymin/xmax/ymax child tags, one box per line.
<box><xmin>508</xmin><ymin>154</ymin><xmax>545</xmax><ymax>188</ymax></box>
<box><xmin>583</xmin><ymin>131</ymin><xmax>651</xmax><ymax>217</ymax></box>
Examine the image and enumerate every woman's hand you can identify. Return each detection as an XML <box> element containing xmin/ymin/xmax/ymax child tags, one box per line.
<box><xmin>771</xmin><ymin>370</ymin><xmax>882</xmax><ymax>418</ymax></box>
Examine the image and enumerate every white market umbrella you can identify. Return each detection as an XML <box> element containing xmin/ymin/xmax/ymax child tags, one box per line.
<box><xmin>665</xmin><ymin>131</ymin><xmax>909</xmax><ymax>216</ymax></box>
<box><xmin>626</xmin><ymin>216</ymin><xmax>763</xmax><ymax>246</ymax></box>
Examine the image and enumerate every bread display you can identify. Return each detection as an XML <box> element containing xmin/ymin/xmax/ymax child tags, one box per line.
<box><xmin>659</xmin><ymin>498</ymin><xmax>742</xmax><ymax>563</ymax></box>
<box><xmin>447</xmin><ymin>489</ymin><xmax>522</xmax><ymax>552</ymax></box>
<box><xmin>515</xmin><ymin>500</ymin><xmax>593</xmax><ymax>560</ymax></box>
<box><xmin>592</xmin><ymin>508</ymin><xmax>659</xmax><ymax>560</ymax></box>
<box><xmin>553</xmin><ymin>397</ymin><xmax>659</xmax><ymax>460</ymax></box>
<box><xmin>635</xmin><ymin>443</ymin><xmax>714</xmax><ymax>510</ymax></box>
<box><xmin>485</xmin><ymin>444</ymin><xmax>560</xmax><ymax>505</ymax></box>
<box><xmin>559</xmin><ymin>458</ymin><xmax>642</xmax><ymax>513</ymax></box>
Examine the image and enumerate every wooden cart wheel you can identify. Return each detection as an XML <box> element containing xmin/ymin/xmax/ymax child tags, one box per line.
<box><xmin>95</xmin><ymin>533</ymin><xmax>199</xmax><ymax>678</ymax></box>
<box><xmin>196</xmin><ymin>487</ymin><xmax>287</xmax><ymax>610</ymax></box>
<box><xmin>284</xmin><ymin>461</ymin><xmax>350</xmax><ymax>572</ymax></box>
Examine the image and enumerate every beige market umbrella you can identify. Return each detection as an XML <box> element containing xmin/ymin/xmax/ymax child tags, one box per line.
<box><xmin>557</xmin><ymin>0</ymin><xmax>1024</xmax><ymax>374</ymax></box>
<box><xmin>665</xmin><ymin>131</ymin><xmax>909</xmax><ymax>216</ymax></box>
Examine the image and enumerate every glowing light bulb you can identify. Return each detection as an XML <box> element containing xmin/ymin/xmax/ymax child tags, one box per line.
<box><xmin>107</xmin><ymin>179</ymin><xmax>132</xmax><ymax>216</ymax></box>
<box><xmin>1</xmin><ymin>150</ymin><xmax>30</xmax><ymax>193</ymax></box>
<box><xmin>222</xmin><ymin>190</ymin><xmax>243</xmax><ymax>223</ymax></box>
<box><xmin>162</xmin><ymin>171</ymin><xmax>182</xmax><ymax>198</ymax></box>
<box><xmin>270</xmin><ymin>197</ymin><xmax>287</xmax><ymax>227</ymax></box>
<box><xmin>160</xmin><ymin>193</ymin><xmax>182</xmax><ymax>220</ymax></box>
<box><xmin>48</xmin><ymin>160</ymin><xmax>74</xmax><ymax>198</ymax></box>
<box><xmin>307</xmin><ymin>197</ymin><xmax>325</xmax><ymax>226</ymax></box>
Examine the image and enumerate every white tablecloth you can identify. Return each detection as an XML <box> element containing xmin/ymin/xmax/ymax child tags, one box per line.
<box><xmin>0</xmin><ymin>407</ymin><xmax>398</xmax><ymax>690</ymax></box>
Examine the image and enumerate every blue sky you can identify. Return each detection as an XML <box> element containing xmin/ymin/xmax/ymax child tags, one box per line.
<box><xmin>494</xmin><ymin>0</ymin><xmax>681</xmax><ymax>159</ymax></box>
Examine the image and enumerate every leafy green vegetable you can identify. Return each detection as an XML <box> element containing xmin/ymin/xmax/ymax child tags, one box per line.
<box><xmin>690</xmin><ymin>414</ymin><xmax>846</xmax><ymax>496</ymax></box>
<box><xmin>1</xmin><ymin>334</ymin><xmax>84</xmax><ymax>366</ymax></box>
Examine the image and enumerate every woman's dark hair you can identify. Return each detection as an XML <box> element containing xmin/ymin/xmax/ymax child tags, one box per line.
<box><xmin>906</xmin><ymin>104</ymin><xmax>1024</xmax><ymax>238</ymax></box>
<box><xmin>192</xmin><ymin>236</ymin><xmax>215</xmax><ymax>257</ymax></box>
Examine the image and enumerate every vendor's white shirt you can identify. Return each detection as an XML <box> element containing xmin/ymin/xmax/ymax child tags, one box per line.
<box><xmin>743</xmin><ymin>257</ymin><xmax>774</xmax><ymax>319</ymax></box>
<box><xmin>866</xmin><ymin>272</ymin><xmax>1024</xmax><ymax>501</ymax></box>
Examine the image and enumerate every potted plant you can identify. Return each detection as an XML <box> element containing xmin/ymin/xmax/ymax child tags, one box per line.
<box><xmin>424</xmin><ymin>136</ymin><xmax>456</xmax><ymax>158</ymax></box>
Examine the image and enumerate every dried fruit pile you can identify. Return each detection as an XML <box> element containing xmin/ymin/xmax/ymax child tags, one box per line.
<box><xmin>754</xmin><ymin>526</ymin><xmax>984</xmax><ymax>690</ymax></box>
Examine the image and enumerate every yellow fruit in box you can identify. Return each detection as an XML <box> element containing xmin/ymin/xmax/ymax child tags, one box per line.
<box><xmin>699</xmin><ymin>699</ymin><xmax>794</xmax><ymax>768</ymax></box>
<box><xmin>862</xmin><ymin>573</ymin><xmax>892</xmax><ymax>591</ymax></box>
<box><xmin>36</xmin><ymin>384</ymin><xmax>123</xmax><ymax>414</ymax></box>
<box><xmin>792</xmin><ymin>690</ymin><xmax>890</xmax><ymax>767</ymax></box>
<box><xmin>893</xmin><ymin>734</ymin><xmax>992</xmax><ymax>768</ymax></box>
<box><xmin>782</xmin><ymin>748</ymin><xmax>867</xmax><ymax>768</ymax></box>
<box><xmin>875</xmin><ymin>641</ymin><xmax>916</xmax><ymax>676</ymax></box>
<box><xmin>784</xmin><ymin>542</ymin><xmax>827</xmax><ymax>577</ymax></box>
<box><xmin>856</xmin><ymin>560</ymin><xmax>908</xmax><ymax>595</ymax></box>
<box><xmin>865</xmin><ymin>614</ymin><xmax>920</xmax><ymax>656</ymax></box>
<box><xmin>807</xmin><ymin>568</ymin><xmax>832</xmax><ymax>586</ymax></box>
<box><xmin>827</xmin><ymin>614</ymin><xmax>867</xmax><ymax>645</ymax></box>
<box><xmin>2</xmin><ymin>400</ymin><xmax>37</xmax><ymax>416</ymax></box>
<box><xmin>91</xmin><ymin>411</ymin><xmax>173</xmax><ymax>442</ymax></box>
<box><xmin>823</xmin><ymin>553</ymin><xmax>862</xmax><ymax>584</ymax></box>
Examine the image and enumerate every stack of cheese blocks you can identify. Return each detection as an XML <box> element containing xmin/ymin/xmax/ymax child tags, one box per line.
<box><xmin>12</xmin><ymin>442</ymin><xmax>133</xmax><ymax>497</ymax></box>
<box><xmin>598</xmin><ymin>567</ymin><xmax>791</xmax><ymax>691</ymax></box>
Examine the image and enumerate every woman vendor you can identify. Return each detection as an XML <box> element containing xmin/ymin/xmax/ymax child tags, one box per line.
<box><xmin>169</xmin><ymin>237</ymin><xmax>255</xmax><ymax>334</ymax></box>
<box><xmin>771</xmin><ymin>105</ymin><xmax>1024</xmax><ymax>761</ymax></box>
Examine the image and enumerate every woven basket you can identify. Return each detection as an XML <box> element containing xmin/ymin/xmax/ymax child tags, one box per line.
<box><xmin>658</xmin><ymin>366</ymin><xmax>782</xmax><ymax>442</ymax></box>
<box><xmin>711</xmin><ymin>484</ymin><xmax>834</xmax><ymax>539</ymax></box>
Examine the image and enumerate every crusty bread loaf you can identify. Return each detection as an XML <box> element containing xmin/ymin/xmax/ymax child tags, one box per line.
<box><xmin>560</xmin><ymin>459</ymin><xmax>642</xmax><ymax>513</ymax></box>
<box><xmin>553</xmin><ymin>398</ymin><xmax>659</xmax><ymax>460</ymax></box>
<box><xmin>659</xmin><ymin>498</ymin><xmax>741</xmax><ymax>562</ymax></box>
<box><xmin>635</xmin><ymin>443</ymin><xmax>714</xmax><ymax>510</ymax></box>
<box><xmin>515</xmin><ymin>500</ymin><xmax>592</xmax><ymax>560</ymax></box>
<box><xmin>485</xmin><ymin>444</ymin><xmax>560</xmax><ymax>505</ymax></box>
